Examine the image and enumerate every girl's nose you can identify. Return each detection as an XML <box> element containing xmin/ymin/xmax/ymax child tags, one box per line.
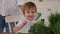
<box><xmin>29</xmin><ymin>13</ymin><xmax>33</xmax><ymax>16</ymax></box>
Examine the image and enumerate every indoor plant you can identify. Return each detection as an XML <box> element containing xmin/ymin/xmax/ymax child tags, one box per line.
<box><xmin>48</xmin><ymin>13</ymin><xmax>60</xmax><ymax>34</ymax></box>
<box><xmin>28</xmin><ymin>21</ymin><xmax>52</xmax><ymax>34</ymax></box>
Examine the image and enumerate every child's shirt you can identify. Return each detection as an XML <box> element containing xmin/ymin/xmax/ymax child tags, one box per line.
<box><xmin>16</xmin><ymin>17</ymin><xmax>36</xmax><ymax>33</ymax></box>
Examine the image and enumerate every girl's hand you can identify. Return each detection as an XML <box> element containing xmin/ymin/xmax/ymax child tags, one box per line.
<box><xmin>37</xmin><ymin>19</ymin><xmax>40</xmax><ymax>23</ymax></box>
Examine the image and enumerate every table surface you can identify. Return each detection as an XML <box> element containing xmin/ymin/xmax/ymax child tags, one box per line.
<box><xmin>0</xmin><ymin>32</ymin><xmax>15</xmax><ymax>34</ymax></box>
<box><xmin>0</xmin><ymin>32</ymin><xmax>28</xmax><ymax>34</ymax></box>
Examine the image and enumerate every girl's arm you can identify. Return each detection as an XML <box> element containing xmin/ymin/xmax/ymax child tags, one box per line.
<box><xmin>13</xmin><ymin>20</ymin><xmax>27</xmax><ymax>33</ymax></box>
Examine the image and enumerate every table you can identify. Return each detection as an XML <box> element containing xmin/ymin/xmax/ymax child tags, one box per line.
<box><xmin>0</xmin><ymin>32</ymin><xmax>28</xmax><ymax>34</ymax></box>
<box><xmin>0</xmin><ymin>32</ymin><xmax>16</xmax><ymax>34</ymax></box>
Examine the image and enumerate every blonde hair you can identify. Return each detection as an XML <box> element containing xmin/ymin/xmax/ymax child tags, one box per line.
<box><xmin>23</xmin><ymin>2</ymin><xmax>37</xmax><ymax>14</ymax></box>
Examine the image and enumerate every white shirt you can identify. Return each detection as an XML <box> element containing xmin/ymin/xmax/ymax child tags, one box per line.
<box><xmin>16</xmin><ymin>17</ymin><xmax>36</xmax><ymax>33</ymax></box>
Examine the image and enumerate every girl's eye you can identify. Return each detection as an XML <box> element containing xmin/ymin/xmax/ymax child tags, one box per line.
<box><xmin>32</xmin><ymin>11</ymin><xmax>35</xmax><ymax>13</ymax></box>
<box><xmin>27</xmin><ymin>11</ymin><xmax>30</xmax><ymax>13</ymax></box>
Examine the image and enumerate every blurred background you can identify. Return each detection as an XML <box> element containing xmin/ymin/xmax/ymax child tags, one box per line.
<box><xmin>0</xmin><ymin>0</ymin><xmax>60</xmax><ymax>33</ymax></box>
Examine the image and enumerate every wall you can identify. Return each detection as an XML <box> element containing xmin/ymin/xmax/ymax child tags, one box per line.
<box><xmin>0</xmin><ymin>0</ymin><xmax>60</xmax><ymax>26</ymax></box>
<box><xmin>25</xmin><ymin>0</ymin><xmax>59</xmax><ymax>26</ymax></box>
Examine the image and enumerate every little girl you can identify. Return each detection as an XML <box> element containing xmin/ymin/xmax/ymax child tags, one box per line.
<box><xmin>13</xmin><ymin>2</ymin><xmax>40</xmax><ymax>33</ymax></box>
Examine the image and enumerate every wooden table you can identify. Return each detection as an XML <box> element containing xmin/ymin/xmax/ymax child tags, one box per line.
<box><xmin>0</xmin><ymin>32</ymin><xmax>28</xmax><ymax>34</ymax></box>
<box><xmin>0</xmin><ymin>32</ymin><xmax>16</xmax><ymax>34</ymax></box>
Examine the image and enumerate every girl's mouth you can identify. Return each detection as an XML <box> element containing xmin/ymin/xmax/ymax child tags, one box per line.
<box><xmin>28</xmin><ymin>16</ymin><xmax>33</xmax><ymax>18</ymax></box>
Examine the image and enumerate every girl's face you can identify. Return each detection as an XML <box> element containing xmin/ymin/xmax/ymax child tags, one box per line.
<box><xmin>24</xmin><ymin>8</ymin><xmax>37</xmax><ymax>21</ymax></box>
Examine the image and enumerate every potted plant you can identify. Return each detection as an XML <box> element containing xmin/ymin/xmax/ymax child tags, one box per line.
<box><xmin>48</xmin><ymin>13</ymin><xmax>60</xmax><ymax>34</ymax></box>
<box><xmin>28</xmin><ymin>21</ymin><xmax>52</xmax><ymax>34</ymax></box>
